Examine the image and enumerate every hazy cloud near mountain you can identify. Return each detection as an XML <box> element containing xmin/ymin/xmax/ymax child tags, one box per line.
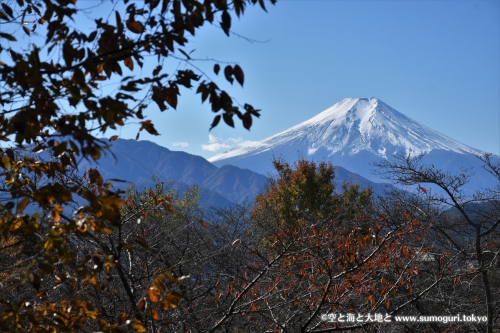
<box><xmin>201</xmin><ymin>134</ymin><xmax>237</xmax><ymax>152</ymax></box>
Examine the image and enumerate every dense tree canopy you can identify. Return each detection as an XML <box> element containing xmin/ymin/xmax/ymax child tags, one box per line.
<box><xmin>0</xmin><ymin>0</ymin><xmax>274</xmax><ymax>331</ymax></box>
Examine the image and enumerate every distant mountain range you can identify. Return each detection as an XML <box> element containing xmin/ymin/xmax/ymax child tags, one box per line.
<box><xmin>209</xmin><ymin>97</ymin><xmax>498</xmax><ymax>195</ymax></box>
<box><xmin>79</xmin><ymin>138</ymin><xmax>393</xmax><ymax>207</ymax></box>
<box><xmin>78</xmin><ymin>97</ymin><xmax>495</xmax><ymax>206</ymax></box>
<box><xmin>79</xmin><ymin>139</ymin><xmax>267</xmax><ymax>207</ymax></box>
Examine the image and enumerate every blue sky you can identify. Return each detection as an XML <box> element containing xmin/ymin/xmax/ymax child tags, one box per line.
<box><xmin>4</xmin><ymin>0</ymin><xmax>500</xmax><ymax>158</ymax></box>
<box><xmin>122</xmin><ymin>0</ymin><xmax>499</xmax><ymax>159</ymax></box>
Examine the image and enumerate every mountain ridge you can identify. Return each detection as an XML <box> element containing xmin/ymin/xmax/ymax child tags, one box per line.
<box><xmin>79</xmin><ymin>139</ymin><xmax>267</xmax><ymax>207</ymax></box>
<box><xmin>209</xmin><ymin>97</ymin><xmax>496</xmax><ymax>194</ymax></box>
<box><xmin>77</xmin><ymin>138</ymin><xmax>394</xmax><ymax>206</ymax></box>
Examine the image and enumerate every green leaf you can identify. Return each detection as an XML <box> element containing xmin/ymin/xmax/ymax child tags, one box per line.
<box><xmin>214</xmin><ymin>64</ymin><xmax>220</xmax><ymax>75</ymax></box>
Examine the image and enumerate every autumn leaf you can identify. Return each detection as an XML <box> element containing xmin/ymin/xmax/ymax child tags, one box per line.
<box><xmin>126</xmin><ymin>20</ymin><xmax>145</xmax><ymax>34</ymax></box>
<box><xmin>151</xmin><ymin>308</ymin><xmax>159</xmax><ymax>321</ymax></box>
<box><xmin>16</xmin><ymin>197</ymin><xmax>30</xmax><ymax>213</ymax></box>
<box><xmin>158</xmin><ymin>292</ymin><xmax>183</xmax><ymax>309</ymax></box>
<box><xmin>139</xmin><ymin>120</ymin><xmax>159</xmax><ymax>136</ymax></box>
<box><xmin>198</xmin><ymin>219</ymin><xmax>208</xmax><ymax>228</ymax></box>
<box><xmin>118</xmin><ymin>312</ymin><xmax>127</xmax><ymax>325</ymax></box>
<box><xmin>52</xmin><ymin>205</ymin><xmax>63</xmax><ymax>223</ymax></box>
<box><xmin>148</xmin><ymin>287</ymin><xmax>160</xmax><ymax>303</ymax></box>
<box><xmin>128</xmin><ymin>322</ymin><xmax>146</xmax><ymax>332</ymax></box>
<box><xmin>124</xmin><ymin>57</ymin><xmax>134</xmax><ymax>71</ymax></box>
<box><xmin>137</xmin><ymin>299</ymin><xmax>146</xmax><ymax>312</ymax></box>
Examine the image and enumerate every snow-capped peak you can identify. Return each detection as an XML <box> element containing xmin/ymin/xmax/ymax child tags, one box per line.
<box><xmin>209</xmin><ymin>97</ymin><xmax>480</xmax><ymax>164</ymax></box>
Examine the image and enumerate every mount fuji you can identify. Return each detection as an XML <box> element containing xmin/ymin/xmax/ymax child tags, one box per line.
<box><xmin>209</xmin><ymin>97</ymin><xmax>496</xmax><ymax>194</ymax></box>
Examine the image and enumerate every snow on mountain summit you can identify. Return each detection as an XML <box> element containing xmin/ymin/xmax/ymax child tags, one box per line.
<box><xmin>209</xmin><ymin>97</ymin><xmax>479</xmax><ymax>165</ymax></box>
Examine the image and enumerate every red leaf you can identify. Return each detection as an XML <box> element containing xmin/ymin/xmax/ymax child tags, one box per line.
<box><xmin>151</xmin><ymin>308</ymin><xmax>159</xmax><ymax>320</ymax></box>
<box><xmin>198</xmin><ymin>219</ymin><xmax>208</xmax><ymax>228</ymax></box>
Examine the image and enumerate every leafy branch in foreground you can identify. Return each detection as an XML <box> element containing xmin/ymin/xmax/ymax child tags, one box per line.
<box><xmin>0</xmin><ymin>0</ymin><xmax>274</xmax><ymax>330</ymax></box>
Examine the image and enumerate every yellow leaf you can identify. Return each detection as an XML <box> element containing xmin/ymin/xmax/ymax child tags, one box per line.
<box><xmin>129</xmin><ymin>322</ymin><xmax>146</xmax><ymax>332</ymax></box>
<box><xmin>100</xmin><ymin>227</ymin><xmax>113</xmax><ymax>235</ymax></box>
<box><xmin>158</xmin><ymin>292</ymin><xmax>183</xmax><ymax>309</ymax></box>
